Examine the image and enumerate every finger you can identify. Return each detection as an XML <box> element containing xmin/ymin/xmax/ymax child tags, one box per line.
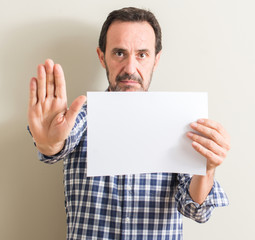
<box><xmin>45</xmin><ymin>59</ymin><xmax>55</xmax><ymax>98</ymax></box>
<box><xmin>187</xmin><ymin>132</ymin><xmax>228</xmax><ymax>158</ymax></box>
<box><xmin>54</xmin><ymin>64</ymin><xmax>67</xmax><ymax>99</ymax></box>
<box><xmin>37</xmin><ymin>64</ymin><xmax>46</xmax><ymax>101</ymax></box>
<box><xmin>190</xmin><ymin>122</ymin><xmax>230</xmax><ymax>150</ymax></box>
<box><xmin>29</xmin><ymin>77</ymin><xmax>38</xmax><ymax>106</ymax></box>
<box><xmin>197</xmin><ymin>119</ymin><xmax>229</xmax><ymax>137</ymax></box>
<box><xmin>192</xmin><ymin>141</ymin><xmax>223</xmax><ymax>167</ymax></box>
<box><xmin>65</xmin><ymin>95</ymin><xmax>87</xmax><ymax>127</ymax></box>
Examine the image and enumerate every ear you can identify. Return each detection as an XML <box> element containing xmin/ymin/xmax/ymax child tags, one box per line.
<box><xmin>153</xmin><ymin>50</ymin><xmax>162</xmax><ymax>71</ymax></box>
<box><xmin>97</xmin><ymin>47</ymin><xmax>106</xmax><ymax>69</ymax></box>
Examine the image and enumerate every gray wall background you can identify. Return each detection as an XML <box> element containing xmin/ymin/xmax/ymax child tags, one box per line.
<box><xmin>1</xmin><ymin>0</ymin><xmax>254</xmax><ymax>239</ymax></box>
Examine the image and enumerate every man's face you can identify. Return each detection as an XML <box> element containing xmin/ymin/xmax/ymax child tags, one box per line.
<box><xmin>97</xmin><ymin>21</ymin><xmax>161</xmax><ymax>91</ymax></box>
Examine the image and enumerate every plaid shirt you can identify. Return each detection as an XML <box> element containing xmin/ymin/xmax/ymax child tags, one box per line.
<box><xmin>36</xmin><ymin>104</ymin><xmax>229</xmax><ymax>240</ymax></box>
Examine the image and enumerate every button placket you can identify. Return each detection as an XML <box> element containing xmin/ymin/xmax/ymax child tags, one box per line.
<box><xmin>127</xmin><ymin>175</ymin><xmax>133</xmax><ymax>195</ymax></box>
<box><xmin>122</xmin><ymin>174</ymin><xmax>134</xmax><ymax>232</ymax></box>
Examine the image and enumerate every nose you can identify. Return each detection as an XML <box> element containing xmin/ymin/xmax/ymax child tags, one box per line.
<box><xmin>123</xmin><ymin>55</ymin><xmax>137</xmax><ymax>75</ymax></box>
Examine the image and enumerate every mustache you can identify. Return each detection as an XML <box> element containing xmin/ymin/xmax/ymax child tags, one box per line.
<box><xmin>116</xmin><ymin>73</ymin><xmax>142</xmax><ymax>84</ymax></box>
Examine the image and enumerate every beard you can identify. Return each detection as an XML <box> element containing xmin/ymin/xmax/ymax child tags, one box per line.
<box><xmin>104</xmin><ymin>61</ymin><xmax>153</xmax><ymax>92</ymax></box>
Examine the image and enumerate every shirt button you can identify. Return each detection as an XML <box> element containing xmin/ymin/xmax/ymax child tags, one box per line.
<box><xmin>125</xmin><ymin>217</ymin><xmax>130</xmax><ymax>223</ymax></box>
<box><xmin>127</xmin><ymin>185</ymin><xmax>132</xmax><ymax>191</ymax></box>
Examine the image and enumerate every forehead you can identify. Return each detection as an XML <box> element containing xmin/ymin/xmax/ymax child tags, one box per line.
<box><xmin>106</xmin><ymin>21</ymin><xmax>156</xmax><ymax>51</ymax></box>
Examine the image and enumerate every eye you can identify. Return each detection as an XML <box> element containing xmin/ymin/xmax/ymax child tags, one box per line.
<box><xmin>139</xmin><ymin>52</ymin><xmax>147</xmax><ymax>59</ymax></box>
<box><xmin>115</xmin><ymin>51</ymin><xmax>124</xmax><ymax>57</ymax></box>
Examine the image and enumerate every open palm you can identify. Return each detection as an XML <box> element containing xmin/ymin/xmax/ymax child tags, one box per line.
<box><xmin>28</xmin><ymin>59</ymin><xmax>86</xmax><ymax>156</ymax></box>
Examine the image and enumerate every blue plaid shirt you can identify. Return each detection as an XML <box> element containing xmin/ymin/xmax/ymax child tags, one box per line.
<box><xmin>35</xmin><ymin>104</ymin><xmax>228</xmax><ymax>240</ymax></box>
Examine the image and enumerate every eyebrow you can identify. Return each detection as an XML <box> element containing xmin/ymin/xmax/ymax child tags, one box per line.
<box><xmin>111</xmin><ymin>48</ymin><xmax>151</xmax><ymax>54</ymax></box>
<box><xmin>111</xmin><ymin>48</ymin><xmax>127</xmax><ymax>53</ymax></box>
<box><xmin>137</xmin><ymin>49</ymin><xmax>150</xmax><ymax>53</ymax></box>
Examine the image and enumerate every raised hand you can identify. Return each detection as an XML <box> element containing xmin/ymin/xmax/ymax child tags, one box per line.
<box><xmin>28</xmin><ymin>59</ymin><xmax>86</xmax><ymax>156</ymax></box>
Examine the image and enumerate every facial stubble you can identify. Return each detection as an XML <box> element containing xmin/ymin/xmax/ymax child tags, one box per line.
<box><xmin>104</xmin><ymin>60</ymin><xmax>154</xmax><ymax>92</ymax></box>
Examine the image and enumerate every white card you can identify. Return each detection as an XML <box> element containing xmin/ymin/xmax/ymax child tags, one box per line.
<box><xmin>87</xmin><ymin>92</ymin><xmax>208</xmax><ymax>176</ymax></box>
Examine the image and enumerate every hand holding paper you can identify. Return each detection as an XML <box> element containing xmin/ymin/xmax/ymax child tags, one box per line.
<box><xmin>187</xmin><ymin>118</ymin><xmax>231</xmax><ymax>173</ymax></box>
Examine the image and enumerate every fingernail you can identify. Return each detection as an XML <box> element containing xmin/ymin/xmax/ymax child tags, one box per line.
<box><xmin>197</xmin><ymin>119</ymin><xmax>204</xmax><ymax>123</ymax></box>
<box><xmin>187</xmin><ymin>132</ymin><xmax>193</xmax><ymax>137</ymax></box>
<box><xmin>190</xmin><ymin>122</ymin><xmax>197</xmax><ymax>128</ymax></box>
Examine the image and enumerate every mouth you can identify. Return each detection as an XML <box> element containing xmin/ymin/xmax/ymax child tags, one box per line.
<box><xmin>119</xmin><ymin>80</ymin><xmax>140</xmax><ymax>84</ymax></box>
<box><xmin>116</xmin><ymin>73</ymin><xmax>142</xmax><ymax>85</ymax></box>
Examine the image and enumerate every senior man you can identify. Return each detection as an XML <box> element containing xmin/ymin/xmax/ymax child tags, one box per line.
<box><xmin>28</xmin><ymin>7</ymin><xmax>230</xmax><ymax>240</ymax></box>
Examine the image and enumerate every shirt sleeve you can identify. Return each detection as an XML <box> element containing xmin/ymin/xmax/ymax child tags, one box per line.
<box><xmin>28</xmin><ymin>103</ymin><xmax>87</xmax><ymax>164</ymax></box>
<box><xmin>175</xmin><ymin>173</ymin><xmax>229</xmax><ymax>223</ymax></box>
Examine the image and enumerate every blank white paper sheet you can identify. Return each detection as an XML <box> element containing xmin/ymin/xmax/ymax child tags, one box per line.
<box><xmin>87</xmin><ymin>92</ymin><xmax>208</xmax><ymax>177</ymax></box>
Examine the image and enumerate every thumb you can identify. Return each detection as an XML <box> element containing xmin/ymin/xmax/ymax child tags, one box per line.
<box><xmin>65</xmin><ymin>95</ymin><xmax>87</xmax><ymax>127</ymax></box>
